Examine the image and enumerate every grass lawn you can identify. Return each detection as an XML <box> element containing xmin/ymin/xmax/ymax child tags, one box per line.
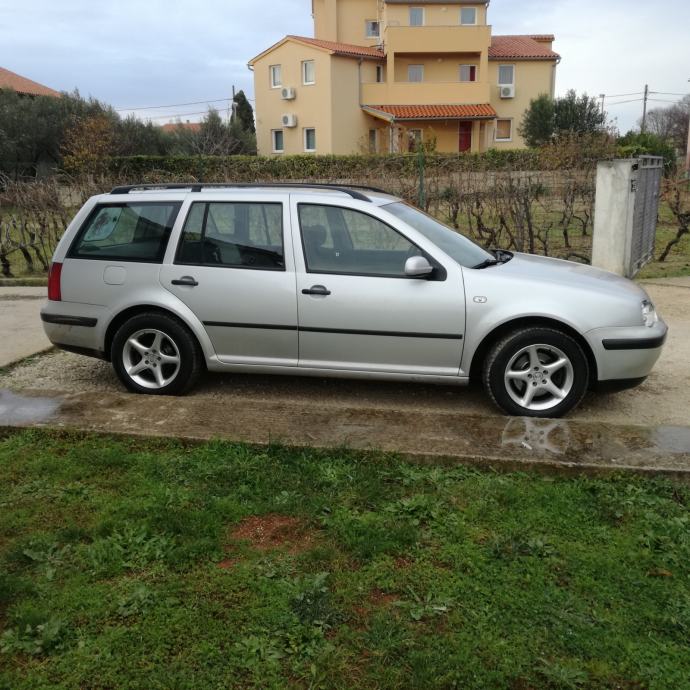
<box><xmin>0</xmin><ymin>431</ymin><xmax>688</xmax><ymax>689</ymax></box>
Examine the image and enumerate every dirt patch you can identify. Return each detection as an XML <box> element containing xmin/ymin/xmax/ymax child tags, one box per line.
<box><xmin>394</xmin><ymin>556</ymin><xmax>414</xmax><ymax>569</ymax></box>
<box><xmin>368</xmin><ymin>588</ymin><xmax>399</xmax><ymax>606</ymax></box>
<box><xmin>229</xmin><ymin>514</ymin><xmax>316</xmax><ymax>554</ymax></box>
<box><xmin>216</xmin><ymin>558</ymin><xmax>239</xmax><ymax>570</ymax></box>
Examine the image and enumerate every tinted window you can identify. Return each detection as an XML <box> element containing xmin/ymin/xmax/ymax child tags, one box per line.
<box><xmin>177</xmin><ymin>202</ymin><xmax>284</xmax><ymax>270</ymax></box>
<box><xmin>70</xmin><ymin>203</ymin><xmax>180</xmax><ymax>262</ymax></box>
<box><xmin>298</xmin><ymin>204</ymin><xmax>421</xmax><ymax>277</ymax></box>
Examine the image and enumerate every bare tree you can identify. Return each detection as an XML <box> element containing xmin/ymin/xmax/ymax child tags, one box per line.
<box><xmin>659</xmin><ymin>173</ymin><xmax>690</xmax><ymax>262</ymax></box>
<box><xmin>643</xmin><ymin>95</ymin><xmax>690</xmax><ymax>153</ymax></box>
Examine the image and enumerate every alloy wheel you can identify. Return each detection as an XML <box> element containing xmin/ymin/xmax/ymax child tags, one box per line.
<box><xmin>121</xmin><ymin>329</ymin><xmax>181</xmax><ymax>390</ymax></box>
<box><xmin>503</xmin><ymin>344</ymin><xmax>574</xmax><ymax>412</ymax></box>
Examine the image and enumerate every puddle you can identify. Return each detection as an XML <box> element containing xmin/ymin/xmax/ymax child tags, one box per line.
<box><xmin>0</xmin><ymin>385</ymin><xmax>688</xmax><ymax>474</ymax></box>
<box><xmin>651</xmin><ymin>426</ymin><xmax>690</xmax><ymax>454</ymax></box>
<box><xmin>501</xmin><ymin>418</ymin><xmax>571</xmax><ymax>456</ymax></box>
<box><xmin>0</xmin><ymin>389</ymin><xmax>61</xmax><ymax>424</ymax></box>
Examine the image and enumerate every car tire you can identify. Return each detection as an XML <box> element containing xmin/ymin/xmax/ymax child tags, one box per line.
<box><xmin>483</xmin><ymin>326</ymin><xmax>589</xmax><ymax>418</ymax></box>
<box><xmin>111</xmin><ymin>312</ymin><xmax>203</xmax><ymax>395</ymax></box>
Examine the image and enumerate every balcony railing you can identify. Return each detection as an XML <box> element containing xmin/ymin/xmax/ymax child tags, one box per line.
<box><xmin>361</xmin><ymin>81</ymin><xmax>490</xmax><ymax>106</ymax></box>
<box><xmin>383</xmin><ymin>24</ymin><xmax>491</xmax><ymax>54</ymax></box>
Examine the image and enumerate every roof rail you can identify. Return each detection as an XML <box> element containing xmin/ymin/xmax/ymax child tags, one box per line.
<box><xmin>108</xmin><ymin>182</ymin><xmax>383</xmax><ymax>202</ymax></box>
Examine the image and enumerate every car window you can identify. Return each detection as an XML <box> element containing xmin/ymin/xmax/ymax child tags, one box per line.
<box><xmin>70</xmin><ymin>202</ymin><xmax>181</xmax><ymax>262</ymax></box>
<box><xmin>383</xmin><ymin>202</ymin><xmax>493</xmax><ymax>269</ymax></box>
<box><xmin>298</xmin><ymin>204</ymin><xmax>421</xmax><ymax>277</ymax></box>
<box><xmin>176</xmin><ymin>202</ymin><xmax>284</xmax><ymax>270</ymax></box>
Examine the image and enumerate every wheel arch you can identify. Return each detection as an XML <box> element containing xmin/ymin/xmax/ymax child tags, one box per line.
<box><xmin>103</xmin><ymin>305</ymin><xmax>206</xmax><ymax>363</ymax></box>
<box><xmin>469</xmin><ymin>316</ymin><xmax>598</xmax><ymax>386</ymax></box>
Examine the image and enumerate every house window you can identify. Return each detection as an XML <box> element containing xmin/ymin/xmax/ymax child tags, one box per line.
<box><xmin>304</xmin><ymin>128</ymin><xmax>316</xmax><ymax>152</ymax></box>
<box><xmin>408</xmin><ymin>64</ymin><xmax>424</xmax><ymax>82</ymax></box>
<box><xmin>407</xmin><ymin>129</ymin><xmax>423</xmax><ymax>152</ymax></box>
<box><xmin>498</xmin><ymin>65</ymin><xmax>515</xmax><ymax>86</ymax></box>
<box><xmin>495</xmin><ymin>119</ymin><xmax>512</xmax><ymax>142</ymax></box>
<box><xmin>460</xmin><ymin>7</ymin><xmax>477</xmax><ymax>25</ymax></box>
<box><xmin>269</xmin><ymin>64</ymin><xmax>282</xmax><ymax>88</ymax></box>
<box><xmin>409</xmin><ymin>7</ymin><xmax>424</xmax><ymax>26</ymax></box>
<box><xmin>376</xmin><ymin>65</ymin><xmax>384</xmax><ymax>83</ymax></box>
<box><xmin>459</xmin><ymin>65</ymin><xmax>477</xmax><ymax>82</ymax></box>
<box><xmin>365</xmin><ymin>20</ymin><xmax>380</xmax><ymax>38</ymax></box>
<box><xmin>369</xmin><ymin>129</ymin><xmax>377</xmax><ymax>153</ymax></box>
<box><xmin>302</xmin><ymin>60</ymin><xmax>315</xmax><ymax>85</ymax></box>
<box><xmin>272</xmin><ymin>129</ymin><xmax>284</xmax><ymax>153</ymax></box>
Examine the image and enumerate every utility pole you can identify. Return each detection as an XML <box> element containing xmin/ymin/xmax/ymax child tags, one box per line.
<box><xmin>641</xmin><ymin>84</ymin><xmax>649</xmax><ymax>133</ymax></box>
<box><xmin>229</xmin><ymin>85</ymin><xmax>236</xmax><ymax>124</ymax></box>
<box><xmin>599</xmin><ymin>93</ymin><xmax>605</xmax><ymax>115</ymax></box>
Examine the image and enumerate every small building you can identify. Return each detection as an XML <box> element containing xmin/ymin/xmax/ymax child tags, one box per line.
<box><xmin>248</xmin><ymin>0</ymin><xmax>559</xmax><ymax>155</ymax></box>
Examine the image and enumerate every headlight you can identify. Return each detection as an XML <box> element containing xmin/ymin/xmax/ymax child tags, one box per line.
<box><xmin>641</xmin><ymin>300</ymin><xmax>657</xmax><ymax>328</ymax></box>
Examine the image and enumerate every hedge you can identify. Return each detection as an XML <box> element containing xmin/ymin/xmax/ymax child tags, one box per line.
<box><xmin>68</xmin><ymin>149</ymin><xmax>583</xmax><ymax>183</ymax></box>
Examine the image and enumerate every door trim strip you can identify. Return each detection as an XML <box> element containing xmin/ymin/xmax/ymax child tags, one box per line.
<box><xmin>203</xmin><ymin>321</ymin><xmax>462</xmax><ymax>340</ymax></box>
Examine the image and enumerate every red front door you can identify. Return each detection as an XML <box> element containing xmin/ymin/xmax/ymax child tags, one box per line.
<box><xmin>459</xmin><ymin>122</ymin><xmax>472</xmax><ymax>152</ymax></box>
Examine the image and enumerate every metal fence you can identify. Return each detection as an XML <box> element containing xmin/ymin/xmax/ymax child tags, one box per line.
<box><xmin>1</xmin><ymin>167</ymin><xmax>598</xmax><ymax>278</ymax></box>
<box><xmin>630</xmin><ymin>156</ymin><xmax>663</xmax><ymax>275</ymax></box>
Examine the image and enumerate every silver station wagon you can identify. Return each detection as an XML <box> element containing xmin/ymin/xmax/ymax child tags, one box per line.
<box><xmin>41</xmin><ymin>183</ymin><xmax>667</xmax><ymax>418</ymax></box>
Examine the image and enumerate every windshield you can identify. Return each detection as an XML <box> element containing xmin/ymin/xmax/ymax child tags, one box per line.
<box><xmin>383</xmin><ymin>202</ymin><xmax>493</xmax><ymax>269</ymax></box>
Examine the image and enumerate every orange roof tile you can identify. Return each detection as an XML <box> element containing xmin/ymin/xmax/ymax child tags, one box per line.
<box><xmin>364</xmin><ymin>104</ymin><xmax>497</xmax><ymax>120</ymax></box>
<box><xmin>161</xmin><ymin>122</ymin><xmax>202</xmax><ymax>132</ymax></box>
<box><xmin>489</xmin><ymin>35</ymin><xmax>559</xmax><ymax>61</ymax></box>
<box><xmin>285</xmin><ymin>35</ymin><xmax>384</xmax><ymax>60</ymax></box>
<box><xmin>0</xmin><ymin>66</ymin><xmax>60</xmax><ymax>97</ymax></box>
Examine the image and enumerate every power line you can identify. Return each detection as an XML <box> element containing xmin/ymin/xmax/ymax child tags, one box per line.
<box><xmin>144</xmin><ymin>109</ymin><xmax>217</xmax><ymax>120</ymax></box>
<box><xmin>650</xmin><ymin>91</ymin><xmax>689</xmax><ymax>97</ymax></box>
<box><xmin>605</xmin><ymin>98</ymin><xmax>644</xmax><ymax>106</ymax></box>
<box><xmin>648</xmin><ymin>98</ymin><xmax>685</xmax><ymax>104</ymax></box>
<box><xmin>115</xmin><ymin>97</ymin><xmax>232</xmax><ymax>112</ymax></box>
<box><xmin>603</xmin><ymin>91</ymin><xmax>644</xmax><ymax>99</ymax></box>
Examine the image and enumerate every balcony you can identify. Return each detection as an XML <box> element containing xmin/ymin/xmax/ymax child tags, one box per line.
<box><xmin>383</xmin><ymin>24</ymin><xmax>491</xmax><ymax>54</ymax></box>
<box><xmin>361</xmin><ymin>81</ymin><xmax>490</xmax><ymax>107</ymax></box>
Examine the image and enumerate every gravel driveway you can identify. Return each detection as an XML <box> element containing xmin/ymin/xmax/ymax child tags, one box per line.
<box><xmin>2</xmin><ymin>280</ymin><xmax>689</xmax><ymax>427</ymax></box>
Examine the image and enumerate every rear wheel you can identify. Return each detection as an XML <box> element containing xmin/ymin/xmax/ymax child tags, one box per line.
<box><xmin>111</xmin><ymin>313</ymin><xmax>202</xmax><ymax>395</ymax></box>
<box><xmin>483</xmin><ymin>327</ymin><xmax>589</xmax><ymax>418</ymax></box>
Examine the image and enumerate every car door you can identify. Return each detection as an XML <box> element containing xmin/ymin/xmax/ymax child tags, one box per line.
<box><xmin>291</xmin><ymin>198</ymin><xmax>465</xmax><ymax>376</ymax></box>
<box><xmin>160</xmin><ymin>195</ymin><xmax>298</xmax><ymax>366</ymax></box>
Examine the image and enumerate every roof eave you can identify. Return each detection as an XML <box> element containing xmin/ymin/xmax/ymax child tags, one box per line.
<box><xmin>248</xmin><ymin>36</ymin><xmax>336</xmax><ymax>66</ymax></box>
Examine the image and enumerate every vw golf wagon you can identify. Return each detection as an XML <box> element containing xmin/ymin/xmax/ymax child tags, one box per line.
<box><xmin>41</xmin><ymin>183</ymin><xmax>667</xmax><ymax>418</ymax></box>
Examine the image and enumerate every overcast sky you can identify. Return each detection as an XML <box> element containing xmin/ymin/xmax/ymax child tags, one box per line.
<box><xmin>2</xmin><ymin>0</ymin><xmax>689</xmax><ymax>133</ymax></box>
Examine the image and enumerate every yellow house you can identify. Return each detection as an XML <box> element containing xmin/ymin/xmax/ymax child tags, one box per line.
<box><xmin>248</xmin><ymin>1</ymin><xmax>559</xmax><ymax>155</ymax></box>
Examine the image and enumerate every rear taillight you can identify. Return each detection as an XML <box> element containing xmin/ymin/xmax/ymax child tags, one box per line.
<box><xmin>48</xmin><ymin>262</ymin><xmax>62</xmax><ymax>301</ymax></box>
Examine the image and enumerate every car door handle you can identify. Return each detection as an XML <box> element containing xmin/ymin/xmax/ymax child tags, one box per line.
<box><xmin>302</xmin><ymin>284</ymin><xmax>331</xmax><ymax>296</ymax></box>
<box><xmin>171</xmin><ymin>276</ymin><xmax>198</xmax><ymax>287</ymax></box>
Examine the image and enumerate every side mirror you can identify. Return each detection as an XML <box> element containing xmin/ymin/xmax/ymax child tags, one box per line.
<box><xmin>404</xmin><ymin>255</ymin><xmax>434</xmax><ymax>278</ymax></box>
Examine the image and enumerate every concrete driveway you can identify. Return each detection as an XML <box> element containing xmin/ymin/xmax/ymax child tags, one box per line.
<box><xmin>0</xmin><ymin>287</ymin><xmax>51</xmax><ymax>367</ymax></box>
<box><xmin>1</xmin><ymin>279</ymin><xmax>688</xmax><ymax>475</ymax></box>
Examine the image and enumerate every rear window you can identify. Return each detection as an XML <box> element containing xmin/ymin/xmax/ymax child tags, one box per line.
<box><xmin>69</xmin><ymin>202</ymin><xmax>181</xmax><ymax>262</ymax></box>
<box><xmin>176</xmin><ymin>202</ymin><xmax>284</xmax><ymax>270</ymax></box>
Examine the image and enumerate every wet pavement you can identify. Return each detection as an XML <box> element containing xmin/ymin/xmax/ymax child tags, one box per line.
<box><xmin>2</xmin><ymin>387</ymin><xmax>690</xmax><ymax>478</ymax></box>
<box><xmin>0</xmin><ymin>287</ymin><xmax>52</xmax><ymax>367</ymax></box>
<box><xmin>1</xmin><ymin>279</ymin><xmax>688</xmax><ymax>476</ymax></box>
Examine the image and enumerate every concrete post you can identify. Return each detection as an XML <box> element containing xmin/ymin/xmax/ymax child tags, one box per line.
<box><xmin>591</xmin><ymin>159</ymin><xmax>637</xmax><ymax>277</ymax></box>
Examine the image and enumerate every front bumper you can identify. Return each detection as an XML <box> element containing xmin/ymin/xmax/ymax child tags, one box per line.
<box><xmin>585</xmin><ymin>318</ymin><xmax>668</xmax><ymax>383</ymax></box>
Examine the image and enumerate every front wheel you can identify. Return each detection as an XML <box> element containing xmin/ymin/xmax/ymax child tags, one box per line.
<box><xmin>483</xmin><ymin>327</ymin><xmax>589</xmax><ymax>418</ymax></box>
<box><xmin>111</xmin><ymin>312</ymin><xmax>203</xmax><ymax>395</ymax></box>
